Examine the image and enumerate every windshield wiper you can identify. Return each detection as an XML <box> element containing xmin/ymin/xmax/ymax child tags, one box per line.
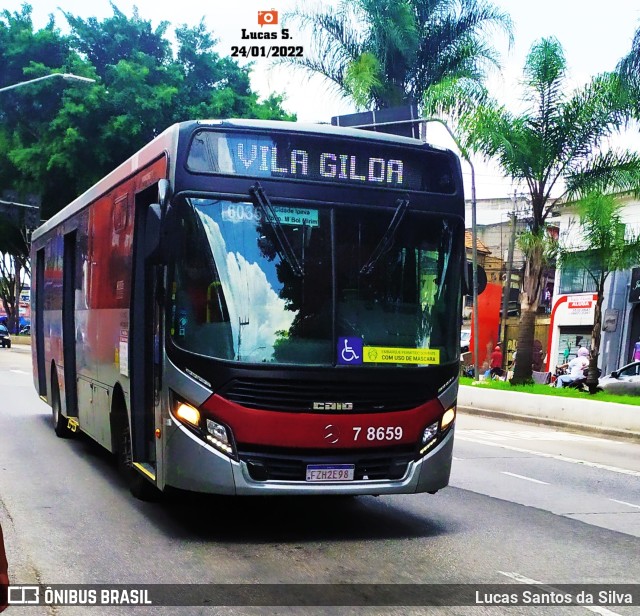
<box><xmin>359</xmin><ymin>198</ymin><xmax>410</xmax><ymax>276</ymax></box>
<box><xmin>249</xmin><ymin>182</ymin><xmax>304</xmax><ymax>278</ymax></box>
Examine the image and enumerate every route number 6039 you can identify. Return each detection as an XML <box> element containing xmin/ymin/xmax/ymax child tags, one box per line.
<box><xmin>353</xmin><ymin>426</ymin><xmax>403</xmax><ymax>441</ymax></box>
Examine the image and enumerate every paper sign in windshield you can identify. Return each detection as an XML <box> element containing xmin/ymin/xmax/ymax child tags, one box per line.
<box><xmin>221</xmin><ymin>203</ymin><xmax>319</xmax><ymax>227</ymax></box>
<box><xmin>363</xmin><ymin>346</ymin><xmax>440</xmax><ymax>365</ymax></box>
<box><xmin>270</xmin><ymin>206</ymin><xmax>319</xmax><ymax>227</ymax></box>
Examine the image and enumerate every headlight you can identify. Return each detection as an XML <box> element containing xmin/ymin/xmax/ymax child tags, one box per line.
<box><xmin>418</xmin><ymin>406</ymin><xmax>456</xmax><ymax>456</ymax></box>
<box><xmin>175</xmin><ymin>402</ymin><xmax>200</xmax><ymax>427</ymax></box>
<box><xmin>421</xmin><ymin>421</ymin><xmax>439</xmax><ymax>445</ymax></box>
<box><xmin>205</xmin><ymin>418</ymin><xmax>235</xmax><ymax>456</ymax></box>
<box><xmin>171</xmin><ymin>394</ymin><xmax>237</xmax><ymax>459</ymax></box>
<box><xmin>441</xmin><ymin>406</ymin><xmax>456</xmax><ymax>430</ymax></box>
<box><xmin>419</xmin><ymin>421</ymin><xmax>439</xmax><ymax>455</ymax></box>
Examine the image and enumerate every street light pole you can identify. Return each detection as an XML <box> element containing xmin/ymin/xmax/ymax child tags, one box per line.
<box><xmin>0</xmin><ymin>73</ymin><xmax>95</xmax><ymax>94</ymax></box>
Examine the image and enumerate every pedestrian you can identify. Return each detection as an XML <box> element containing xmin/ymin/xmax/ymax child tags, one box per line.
<box><xmin>0</xmin><ymin>522</ymin><xmax>8</xmax><ymax>613</ymax></box>
<box><xmin>532</xmin><ymin>339</ymin><xmax>544</xmax><ymax>372</ymax></box>
<box><xmin>490</xmin><ymin>345</ymin><xmax>504</xmax><ymax>378</ymax></box>
<box><xmin>555</xmin><ymin>347</ymin><xmax>589</xmax><ymax>388</ymax></box>
<box><xmin>633</xmin><ymin>337</ymin><xmax>640</xmax><ymax>362</ymax></box>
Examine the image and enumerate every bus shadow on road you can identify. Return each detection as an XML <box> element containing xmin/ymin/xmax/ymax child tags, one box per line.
<box><xmin>150</xmin><ymin>489</ymin><xmax>454</xmax><ymax>543</ymax></box>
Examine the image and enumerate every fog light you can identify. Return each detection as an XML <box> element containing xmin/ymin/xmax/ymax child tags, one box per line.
<box><xmin>206</xmin><ymin>418</ymin><xmax>234</xmax><ymax>456</ymax></box>
<box><xmin>175</xmin><ymin>402</ymin><xmax>200</xmax><ymax>427</ymax></box>
<box><xmin>441</xmin><ymin>406</ymin><xmax>456</xmax><ymax>430</ymax></box>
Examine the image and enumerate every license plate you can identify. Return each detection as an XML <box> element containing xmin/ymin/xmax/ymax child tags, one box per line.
<box><xmin>306</xmin><ymin>464</ymin><xmax>355</xmax><ymax>482</ymax></box>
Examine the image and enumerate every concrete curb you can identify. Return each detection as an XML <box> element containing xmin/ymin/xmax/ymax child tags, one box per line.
<box><xmin>10</xmin><ymin>336</ymin><xmax>31</xmax><ymax>346</ymax></box>
<box><xmin>458</xmin><ymin>406</ymin><xmax>640</xmax><ymax>442</ymax></box>
<box><xmin>458</xmin><ymin>384</ymin><xmax>640</xmax><ymax>442</ymax></box>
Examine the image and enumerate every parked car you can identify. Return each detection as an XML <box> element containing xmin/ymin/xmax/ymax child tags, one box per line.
<box><xmin>0</xmin><ymin>324</ymin><xmax>11</xmax><ymax>348</ymax></box>
<box><xmin>19</xmin><ymin>324</ymin><xmax>30</xmax><ymax>335</ymax></box>
<box><xmin>460</xmin><ymin>329</ymin><xmax>471</xmax><ymax>353</ymax></box>
<box><xmin>598</xmin><ymin>362</ymin><xmax>640</xmax><ymax>395</ymax></box>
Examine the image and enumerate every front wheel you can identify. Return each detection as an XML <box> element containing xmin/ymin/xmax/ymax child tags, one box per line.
<box><xmin>52</xmin><ymin>371</ymin><xmax>74</xmax><ymax>438</ymax></box>
<box><xmin>117</xmin><ymin>422</ymin><xmax>160</xmax><ymax>501</ymax></box>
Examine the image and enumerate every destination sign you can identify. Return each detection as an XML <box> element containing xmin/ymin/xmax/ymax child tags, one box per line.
<box><xmin>186</xmin><ymin>130</ymin><xmax>457</xmax><ymax>194</ymax></box>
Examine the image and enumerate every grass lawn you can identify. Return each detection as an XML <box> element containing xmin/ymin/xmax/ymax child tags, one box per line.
<box><xmin>459</xmin><ymin>376</ymin><xmax>640</xmax><ymax>406</ymax></box>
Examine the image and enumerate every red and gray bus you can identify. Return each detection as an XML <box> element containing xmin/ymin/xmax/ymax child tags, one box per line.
<box><xmin>31</xmin><ymin>119</ymin><xmax>465</xmax><ymax>499</ymax></box>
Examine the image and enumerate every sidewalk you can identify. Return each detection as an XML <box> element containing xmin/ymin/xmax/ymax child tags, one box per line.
<box><xmin>458</xmin><ymin>384</ymin><xmax>640</xmax><ymax>442</ymax></box>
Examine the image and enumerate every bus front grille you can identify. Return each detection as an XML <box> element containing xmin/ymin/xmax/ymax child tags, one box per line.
<box><xmin>238</xmin><ymin>446</ymin><xmax>415</xmax><ymax>482</ymax></box>
<box><xmin>219</xmin><ymin>378</ymin><xmax>429</xmax><ymax>412</ymax></box>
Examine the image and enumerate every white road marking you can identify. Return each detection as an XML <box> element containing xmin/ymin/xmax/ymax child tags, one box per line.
<box><xmin>609</xmin><ymin>499</ymin><xmax>640</xmax><ymax>510</ymax></box>
<box><xmin>497</xmin><ymin>571</ymin><xmax>623</xmax><ymax>616</ymax></box>
<box><xmin>457</xmin><ymin>435</ymin><xmax>640</xmax><ymax>478</ymax></box>
<box><xmin>501</xmin><ymin>471</ymin><xmax>549</xmax><ymax>485</ymax></box>
<box><xmin>10</xmin><ymin>369</ymin><xmax>29</xmax><ymax>374</ymax></box>
<box><xmin>459</xmin><ymin>429</ymin><xmax>605</xmax><ymax>442</ymax></box>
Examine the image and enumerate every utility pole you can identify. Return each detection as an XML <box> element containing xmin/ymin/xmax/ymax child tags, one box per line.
<box><xmin>500</xmin><ymin>211</ymin><xmax>517</xmax><ymax>359</ymax></box>
<box><xmin>500</xmin><ymin>191</ymin><xmax>521</xmax><ymax>368</ymax></box>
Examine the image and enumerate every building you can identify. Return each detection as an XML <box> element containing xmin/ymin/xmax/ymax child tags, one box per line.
<box><xmin>547</xmin><ymin>192</ymin><xmax>640</xmax><ymax>375</ymax></box>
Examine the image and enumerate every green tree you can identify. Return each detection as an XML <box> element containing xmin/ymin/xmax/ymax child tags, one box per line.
<box><xmin>556</xmin><ymin>191</ymin><xmax>640</xmax><ymax>392</ymax></box>
<box><xmin>283</xmin><ymin>0</ymin><xmax>512</xmax><ymax>109</ymax></box>
<box><xmin>0</xmin><ymin>3</ymin><xmax>295</xmax><ymax>324</ymax></box>
<box><xmin>0</xmin><ymin>3</ymin><xmax>295</xmax><ymax>219</ymax></box>
<box><xmin>426</xmin><ymin>37</ymin><xmax>640</xmax><ymax>383</ymax></box>
<box><xmin>0</xmin><ymin>217</ymin><xmax>29</xmax><ymax>333</ymax></box>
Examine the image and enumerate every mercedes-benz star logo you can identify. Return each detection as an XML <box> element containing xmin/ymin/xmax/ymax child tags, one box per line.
<box><xmin>324</xmin><ymin>424</ymin><xmax>340</xmax><ymax>444</ymax></box>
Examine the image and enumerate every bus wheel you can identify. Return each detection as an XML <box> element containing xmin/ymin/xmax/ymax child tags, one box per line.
<box><xmin>51</xmin><ymin>369</ymin><xmax>73</xmax><ymax>439</ymax></box>
<box><xmin>117</xmin><ymin>422</ymin><xmax>160</xmax><ymax>502</ymax></box>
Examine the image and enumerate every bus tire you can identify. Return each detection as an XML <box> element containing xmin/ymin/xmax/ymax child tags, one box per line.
<box><xmin>116</xmin><ymin>422</ymin><xmax>160</xmax><ymax>502</ymax></box>
<box><xmin>51</xmin><ymin>367</ymin><xmax>73</xmax><ymax>439</ymax></box>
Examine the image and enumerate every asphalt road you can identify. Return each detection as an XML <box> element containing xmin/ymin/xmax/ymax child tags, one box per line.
<box><xmin>0</xmin><ymin>346</ymin><xmax>639</xmax><ymax>615</ymax></box>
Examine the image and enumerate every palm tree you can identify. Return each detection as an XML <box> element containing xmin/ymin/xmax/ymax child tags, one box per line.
<box><xmin>618</xmin><ymin>25</ymin><xmax>640</xmax><ymax>87</ymax></box>
<box><xmin>282</xmin><ymin>0</ymin><xmax>512</xmax><ymax>110</ymax></box>
<box><xmin>427</xmin><ymin>37</ymin><xmax>640</xmax><ymax>383</ymax></box>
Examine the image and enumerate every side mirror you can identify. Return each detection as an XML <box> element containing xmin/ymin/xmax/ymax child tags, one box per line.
<box><xmin>465</xmin><ymin>261</ymin><xmax>487</xmax><ymax>296</ymax></box>
<box><xmin>611</xmin><ymin>371</ymin><xmax>618</xmax><ymax>379</ymax></box>
<box><xmin>144</xmin><ymin>180</ymin><xmax>175</xmax><ymax>263</ymax></box>
<box><xmin>144</xmin><ymin>204</ymin><xmax>163</xmax><ymax>262</ymax></box>
<box><xmin>158</xmin><ymin>179</ymin><xmax>171</xmax><ymax>209</ymax></box>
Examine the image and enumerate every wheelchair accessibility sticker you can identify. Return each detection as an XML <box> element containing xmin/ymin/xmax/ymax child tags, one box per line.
<box><xmin>338</xmin><ymin>337</ymin><xmax>363</xmax><ymax>364</ymax></box>
<box><xmin>338</xmin><ymin>339</ymin><xmax>440</xmax><ymax>365</ymax></box>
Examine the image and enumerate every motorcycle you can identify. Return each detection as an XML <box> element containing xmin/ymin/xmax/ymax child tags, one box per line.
<box><xmin>554</xmin><ymin>366</ymin><xmax>601</xmax><ymax>392</ymax></box>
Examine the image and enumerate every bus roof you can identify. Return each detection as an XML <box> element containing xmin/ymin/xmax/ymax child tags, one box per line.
<box><xmin>192</xmin><ymin>119</ymin><xmax>448</xmax><ymax>149</ymax></box>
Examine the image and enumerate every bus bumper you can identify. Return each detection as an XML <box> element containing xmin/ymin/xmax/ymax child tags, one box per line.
<box><xmin>233</xmin><ymin>427</ymin><xmax>454</xmax><ymax>496</ymax></box>
<box><xmin>164</xmin><ymin>421</ymin><xmax>454</xmax><ymax>496</ymax></box>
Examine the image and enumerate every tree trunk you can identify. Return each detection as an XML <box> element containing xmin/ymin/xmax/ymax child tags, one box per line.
<box><xmin>511</xmin><ymin>236</ymin><xmax>545</xmax><ymax>384</ymax></box>
<box><xmin>511</xmin><ymin>307</ymin><xmax>536</xmax><ymax>384</ymax></box>
<box><xmin>587</xmin><ymin>291</ymin><xmax>604</xmax><ymax>394</ymax></box>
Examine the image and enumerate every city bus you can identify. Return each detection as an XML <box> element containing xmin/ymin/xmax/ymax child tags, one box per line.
<box><xmin>31</xmin><ymin>119</ymin><xmax>466</xmax><ymax>499</ymax></box>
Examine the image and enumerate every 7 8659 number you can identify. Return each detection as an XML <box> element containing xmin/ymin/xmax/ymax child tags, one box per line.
<box><xmin>353</xmin><ymin>426</ymin><xmax>403</xmax><ymax>441</ymax></box>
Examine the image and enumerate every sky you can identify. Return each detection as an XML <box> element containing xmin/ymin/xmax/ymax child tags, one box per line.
<box><xmin>4</xmin><ymin>0</ymin><xmax>640</xmax><ymax>201</ymax></box>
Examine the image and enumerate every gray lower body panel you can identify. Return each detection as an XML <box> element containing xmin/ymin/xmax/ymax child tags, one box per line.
<box><xmin>164</xmin><ymin>421</ymin><xmax>454</xmax><ymax>496</ymax></box>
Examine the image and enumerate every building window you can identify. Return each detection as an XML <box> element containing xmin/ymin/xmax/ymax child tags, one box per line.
<box><xmin>559</xmin><ymin>251</ymin><xmax>600</xmax><ymax>294</ymax></box>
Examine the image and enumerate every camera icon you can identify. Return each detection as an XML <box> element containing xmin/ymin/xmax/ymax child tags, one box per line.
<box><xmin>257</xmin><ymin>10</ymin><xmax>278</xmax><ymax>25</ymax></box>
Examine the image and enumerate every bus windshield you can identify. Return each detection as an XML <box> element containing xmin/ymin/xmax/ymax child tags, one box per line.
<box><xmin>169</xmin><ymin>197</ymin><xmax>462</xmax><ymax>366</ymax></box>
